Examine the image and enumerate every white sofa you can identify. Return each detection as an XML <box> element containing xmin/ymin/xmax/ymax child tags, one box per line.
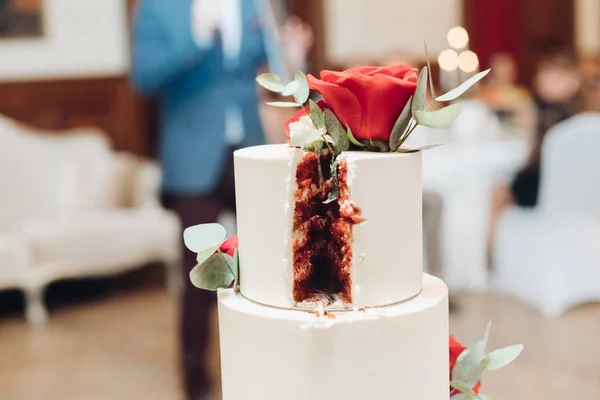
<box><xmin>0</xmin><ymin>116</ymin><xmax>181</xmax><ymax>325</ymax></box>
<box><xmin>492</xmin><ymin>113</ymin><xmax>600</xmax><ymax>317</ymax></box>
<box><xmin>407</xmin><ymin>103</ymin><xmax>529</xmax><ymax>291</ymax></box>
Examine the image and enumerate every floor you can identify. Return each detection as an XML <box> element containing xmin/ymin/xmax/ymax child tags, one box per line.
<box><xmin>0</xmin><ymin>268</ymin><xmax>599</xmax><ymax>400</ymax></box>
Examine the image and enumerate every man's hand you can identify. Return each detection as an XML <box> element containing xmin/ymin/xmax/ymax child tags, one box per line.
<box><xmin>280</xmin><ymin>16</ymin><xmax>314</xmax><ymax>71</ymax></box>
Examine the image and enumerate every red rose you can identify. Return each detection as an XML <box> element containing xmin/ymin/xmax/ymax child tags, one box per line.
<box><xmin>307</xmin><ymin>65</ymin><xmax>418</xmax><ymax>142</ymax></box>
<box><xmin>284</xmin><ymin>100</ymin><xmax>327</xmax><ymax>141</ymax></box>
<box><xmin>220</xmin><ymin>235</ymin><xmax>238</xmax><ymax>258</ymax></box>
<box><xmin>449</xmin><ymin>335</ymin><xmax>481</xmax><ymax>394</ymax></box>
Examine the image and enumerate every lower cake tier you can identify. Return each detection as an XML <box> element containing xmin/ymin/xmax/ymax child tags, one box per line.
<box><xmin>217</xmin><ymin>274</ymin><xmax>449</xmax><ymax>400</ymax></box>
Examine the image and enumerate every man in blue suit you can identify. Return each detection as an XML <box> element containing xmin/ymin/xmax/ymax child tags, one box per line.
<box><xmin>131</xmin><ymin>1</ymin><xmax>312</xmax><ymax>398</ymax></box>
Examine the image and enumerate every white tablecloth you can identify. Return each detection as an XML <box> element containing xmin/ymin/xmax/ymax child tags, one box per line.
<box><xmin>419</xmin><ymin>138</ymin><xmax>529</xmax><ymax>291</ymax></box>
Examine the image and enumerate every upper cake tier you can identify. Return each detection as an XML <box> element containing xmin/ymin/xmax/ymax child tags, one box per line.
<box><xmin>234</xmin><ymin>144</ymin><xmax>422</xmax><ymax>309</ymax></box>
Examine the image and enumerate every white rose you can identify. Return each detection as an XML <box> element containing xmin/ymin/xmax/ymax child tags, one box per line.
<box><xmin>288</xmin><ymin>115</ymin><xmax>326</xmax><ymax>147</ymax></box>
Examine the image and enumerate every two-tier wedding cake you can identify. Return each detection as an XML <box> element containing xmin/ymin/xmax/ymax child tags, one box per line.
<box><xmin>184</xmin><ymin>61</ymin><xmax>522</xmax><ymax>400</ymax></box>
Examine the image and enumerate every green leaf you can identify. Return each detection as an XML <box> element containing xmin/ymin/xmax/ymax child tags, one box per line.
<box><xmin>222</xmin><ymin>252</ymin><xmax>237</xmax><ymax>284</ymax></box>
<box><xmin>452</xmin><ymin>339</ymin><xmax>486</xmax><ymax>387</ymax></box>
<box><xmin>310</xmin><ymin>99</ymin><xmax>325</xmax><ymax>129</ymax></box>
<box><xmin>289</xmin><ymin>128</ymin><xmax>326</xmax><ymax>147</ymax></box>
<box><xmin>412</xmin><ymin>67</ymin><xmax>429</xmax><ymax>114</ymax></box>
<box><xmin>449</xmin><ymin>381</ymin><xmax>478</xmax><ymax>397</ymax></box>
<box><xmin>424</xmin><ymin>40</ymin><xmax>437</xmax><ymax>100</ymax></box>
<box><xmin>414</xmin><ymin>104</ymin><xmax>462</xmax><ymax>128</ymax></box>
<box><xmin>395</xmin><ymin>144</ymin><xmax>442</xmax><ymax>153</ymax></box>
<box><xmin>436</xmin><ymin>69</ymin><xmax>491</xmax><ymax>102</ymax></box>
<box><xmin>389</xmin><ymin>96</ymin><xmax>413</xmax><ymax>151</ymax></box>
<box><xmin>479</xmin><ymin>395</ymin><xmax>493</xmax><ymax>400</ymax></box>
<box><xmin>293</xmin><ymin>70</ymin><xmax>310</xmax><ymax>104</ymax></box>
<box><xmin>195</xmin><ymin>245</ymin><xmax>220</xmax><ymax>265</ymax></box>
<box><xmin>189</xmin><ymin>252</ymin><xmax>235</xmax><ymax>291</ymax></box>
<box><xmin>484</xmin><ymin>344</ymin><xmax>524</xmax><ymax>370</ymax></box>
<box><xmin>184</xmin><ymin>223</ymin><xmax>227</xmax><ymax>254</ymax></box>
<box><xmin>266</xmin><ymin>101</ymin><xmax>303</xmax><ymax>108</ymax></box>
<box><xmin>369</xmin><ymin>140</ymin><xmax>390</xmax><ymax>152</ymax></box>
<box><xmin>324</xmin><ymin>159</ymin><xmax>339</xmax><ymax>204</ymax></box>
<box><xmin>233</xmin><ymin>247</ymin><xmax>240</xmax><ymax>287</ymax></box>
<box><xmin>324</xmin><ymin>109</ymin><xmax>349</xmax><ymax>154</ymax></box>
<box><xmin>483</xmin><ymin>320</ymin><xmax>492</xmax><ymax>350</ymax></box>
<box><xmin>450</xmin><ymin>394</ymin><xmax>473</xmax><ymax>400</ymax></box>
<box><xmin>347</xmin><ymin>126</ymin><xmax>366</xmax><ymax>147</ymax></box>
<box><xmin>282</xmin><ymin>80</ymin><xmax>301</xmax><ymax>96</ymax></box>
<box><xmin>256</xmin><ymin>73</ymin><xmax>285</xmax><ymax>92</ymax></box>
<box><xmin>304</xmin><ymin>139</ymin><xmax>324</xmax><ymax>153</ymax></box>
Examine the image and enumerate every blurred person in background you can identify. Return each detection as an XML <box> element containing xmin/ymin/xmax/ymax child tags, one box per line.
<box><xmin>487</xmin><ymin>52</ymin><xmax>584</xmax><ymax>254</ymax></box>
<box><xmin>478</xmin><ymin>53</ymin><xmax>536</xmax><ymax>137</ymax></box>
<box><xmin>131</xmin><ymin>1</ymin><xmax>312</xmax><ymax>399</ymax></box>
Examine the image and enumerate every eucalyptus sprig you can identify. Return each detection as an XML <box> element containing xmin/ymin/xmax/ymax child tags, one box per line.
<box><xmin>388</xmin><ymin>46</ymin><xmax>490</xmax><ymax>152</ymax></box>
<box><xmin>258</xmin><ymin>70</ymin><xmax>340</xmax><ymax>155</ymax></box>
<box><xmin>184</xmin><ymin>224</ymin><xmax>240</xmax><ymax>291</ymax></box>
<box><xmin>450</xmin><ymin>321</ymin><xmax>524</xmax><ymax>400</ymax></box>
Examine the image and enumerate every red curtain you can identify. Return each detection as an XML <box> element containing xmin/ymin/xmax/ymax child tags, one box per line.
<box><xmin>466</xmin><ymin>0</ymin><xmax>522</xmax><ymax>70</ymax></box>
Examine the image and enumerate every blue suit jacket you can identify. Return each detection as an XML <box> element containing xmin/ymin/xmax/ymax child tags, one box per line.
<box><xmin>131</xmin><ymin>0</ymin><xmax>269</xmax><ymax>195</ymax></box>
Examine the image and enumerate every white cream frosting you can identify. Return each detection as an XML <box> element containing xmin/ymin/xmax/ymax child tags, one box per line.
<box><xmin>234</xmin><ymin>144</ymin><xmax>423</xmax><ymax>308</ymax></box>
<box><xmin>218</xmin><ymin>273</ymin><xmax>449</xmax><ymax>400</ymax></box>
<box><xmin>234</xmin><ymin>145</ymin><xmax>304</xmax><ymax>307</ymax></box>
<box><xmin>342</xmin><ymin>150</ymin><xmax>423</xmax><ymax>307</ymax></box>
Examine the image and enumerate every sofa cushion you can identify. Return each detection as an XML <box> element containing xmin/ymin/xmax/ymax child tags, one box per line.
<box><xmin>0</xmin><ymin>232</ymin><xmax>33</xmax><ymax>288</ymax></box>
<box><xmin>0</xmin><ymin>122</ymin><xmax>114</xmax><ymax>229</ymax></box>
<box><xmin>19</xmin><ymin>210</ymin><xmax>181</xmax><ymax>276</ymax></box>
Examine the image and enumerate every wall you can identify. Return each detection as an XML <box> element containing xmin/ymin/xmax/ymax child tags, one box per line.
<box><xmin>576</xmin><ymin>0</ymin><xmax>600</xmax><ymax>56</ymax></box>
<box><xmin>0</xmin><ymin>0</ymin><xmax>130</xmax><ymax>82</ymax></box>
<box><xmin>324</xmin><ymin>0</ymin><xmax>462</xmax><ymax>66</ymax></box>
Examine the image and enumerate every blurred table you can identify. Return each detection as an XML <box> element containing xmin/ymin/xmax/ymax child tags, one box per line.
<box><xmin>420</xmin><ymin>138</ymin><xmax>529</xmax><ymax>291</ymax></box>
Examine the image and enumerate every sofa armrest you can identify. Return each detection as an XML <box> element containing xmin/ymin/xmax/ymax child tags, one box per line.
<box><xmin>132</xmin><ymin>160</ymin><xmax>162</xmax><ymax>209</ymax></box>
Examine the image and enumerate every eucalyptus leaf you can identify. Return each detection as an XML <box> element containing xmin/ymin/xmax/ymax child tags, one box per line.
<box><xmin>436</xmin><ymin>69</ymin><xmax>491</xmax><ymax>102</ymax></box>
<box><xmin>310</xmin><ymin>99</ymin><xmax>325</xmax><ymax>129</ymax></box>
<box><xmin>289</xmin><ymin>128</ymin><xmax>326</xmax><ymax>147</ymax></box>
<box><xmin>282</xmin><ymin>80</ymin><xmax>301</xmax><ymax>96</ymax></box>
<box><xmin>233</xmin><ymin>247</ymin><xmax>240</xmax><ymax>287</ymax></box>
<box><xmin>395</xmin><ymin>144</ymin><xmax>443</xmax><ymax>153</ymax></box>
<box><xmin>414</xmin><ymin>104</ymin><xmax>461</xmax><ymax>128</ymax></box>
<box><xmin>304</xmin><ymin>139</ymin><xmax>324</xmax><ymax>153</ymax></box>
<box><xmin>183</xmin><ymin>223</ymin><xmax>227</xmax><ymax>253</ymax></box>
<box><xmin>424</xmin><ymin>40</ymin><xmax>436</xmax><ymax>100</ymax></box>
<box><xmin>189</xmin><ymin>252</ymin><xmax>235</xmax><ymax>291</ymax></box>
<box><xmin>484</xmin><ymin>344</ymin><xmax>524</xmax><ymax>370</ymax></box>
<box><xmin>324</xmin><ymin>109</ymin><xmax>349</xmax><ymax>154</ymax></box>
<box><xmin>452</xmin><ymin>339</ymin><xmax>486</xmax><ymax>387</ymax></box>
<box><xmin>479</xmin><ymin>395</ymin><xmax>493</xmax><ymax>400</ymax></box>
<box><xmin>324</xmin><ymin>159</ymin><xmax>339</xmax><ymax>204</ymax></box>
<box><xmin>347</xmin><ymin>126</ymin><xmax>366</xmax><ymax>147</ymax></box>
<box><xmin>483</xmin><ymin>320</ymin><xmax>492</xmax><ymax>350</ymax></box>
<box><xmin>196</xmin><ymin>245</ymin><xmax>220</xmax><ymax>265</ymax></box>
<box><xmin>450</xmin><ymin>394</ymin><xmax>472</xmax><ymax>400</ymax></box>
<box><xmin>389</xmin><ymin>96</ymin><xmax>413</xmax><ymax>151</ymax></box>
<box><xmin>370</xmin><ymin>140</ymin><xmax>390</xmax><ymax>152</ymax></box>
<box><xmin>222</xmin><ymin>252</ymin><xmax>237</xmax><ymax>281</ymax></box>
<box><xmin>412</xmin><ymin>67</ymin><xmax>429</xmax><ymax>114</ymax></box>
<box><xmin>449</xmin><ymin>381</ymin><xmax>478</xmax><ymax>397</ymax></box>
<box><xmin>266</xmin><ymin>101</ymin><xmax>302</xmax><ymax>108</ymax></box>
<box><xmin>293</xmin><ymin>70</ymin><xmax>310</xmax><ymax>104</ymax></box>
<box><xmin>256</xmin><ymin>73</ymin><xmax>285</xmax><ymax>92</ymax></box>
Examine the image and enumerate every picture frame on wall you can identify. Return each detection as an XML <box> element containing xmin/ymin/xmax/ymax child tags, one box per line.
<box><xmin>0</xmin><ymin>0</ymin><xmax>44</xmax><ymax>39</ymax></box>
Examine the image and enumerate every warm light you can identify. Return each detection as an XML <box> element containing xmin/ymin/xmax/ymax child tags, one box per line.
<box><xmin>438</xmin><ymin>49</ymin><xmax>459</xmax><ymax>71</ymax></box>
<box><xmin>447</xmin><ymin>26</ymin><xmax>469</xmax><ymax>49</ymax></box>
<box><xmin>459</xmin><ymin>50</ymin><xmax>479</xmax><ymax>73</ymax></box>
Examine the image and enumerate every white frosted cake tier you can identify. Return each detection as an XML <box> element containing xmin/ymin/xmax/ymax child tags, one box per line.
<box><xmin>218</xmin><ymin>273</ymin><xmax>448</xmax><ymax>400</ymax></box>
<box><xmin>234</xmin><ymin>144</ymin><xmax>422</xmax><ymax>309</ymax></box>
